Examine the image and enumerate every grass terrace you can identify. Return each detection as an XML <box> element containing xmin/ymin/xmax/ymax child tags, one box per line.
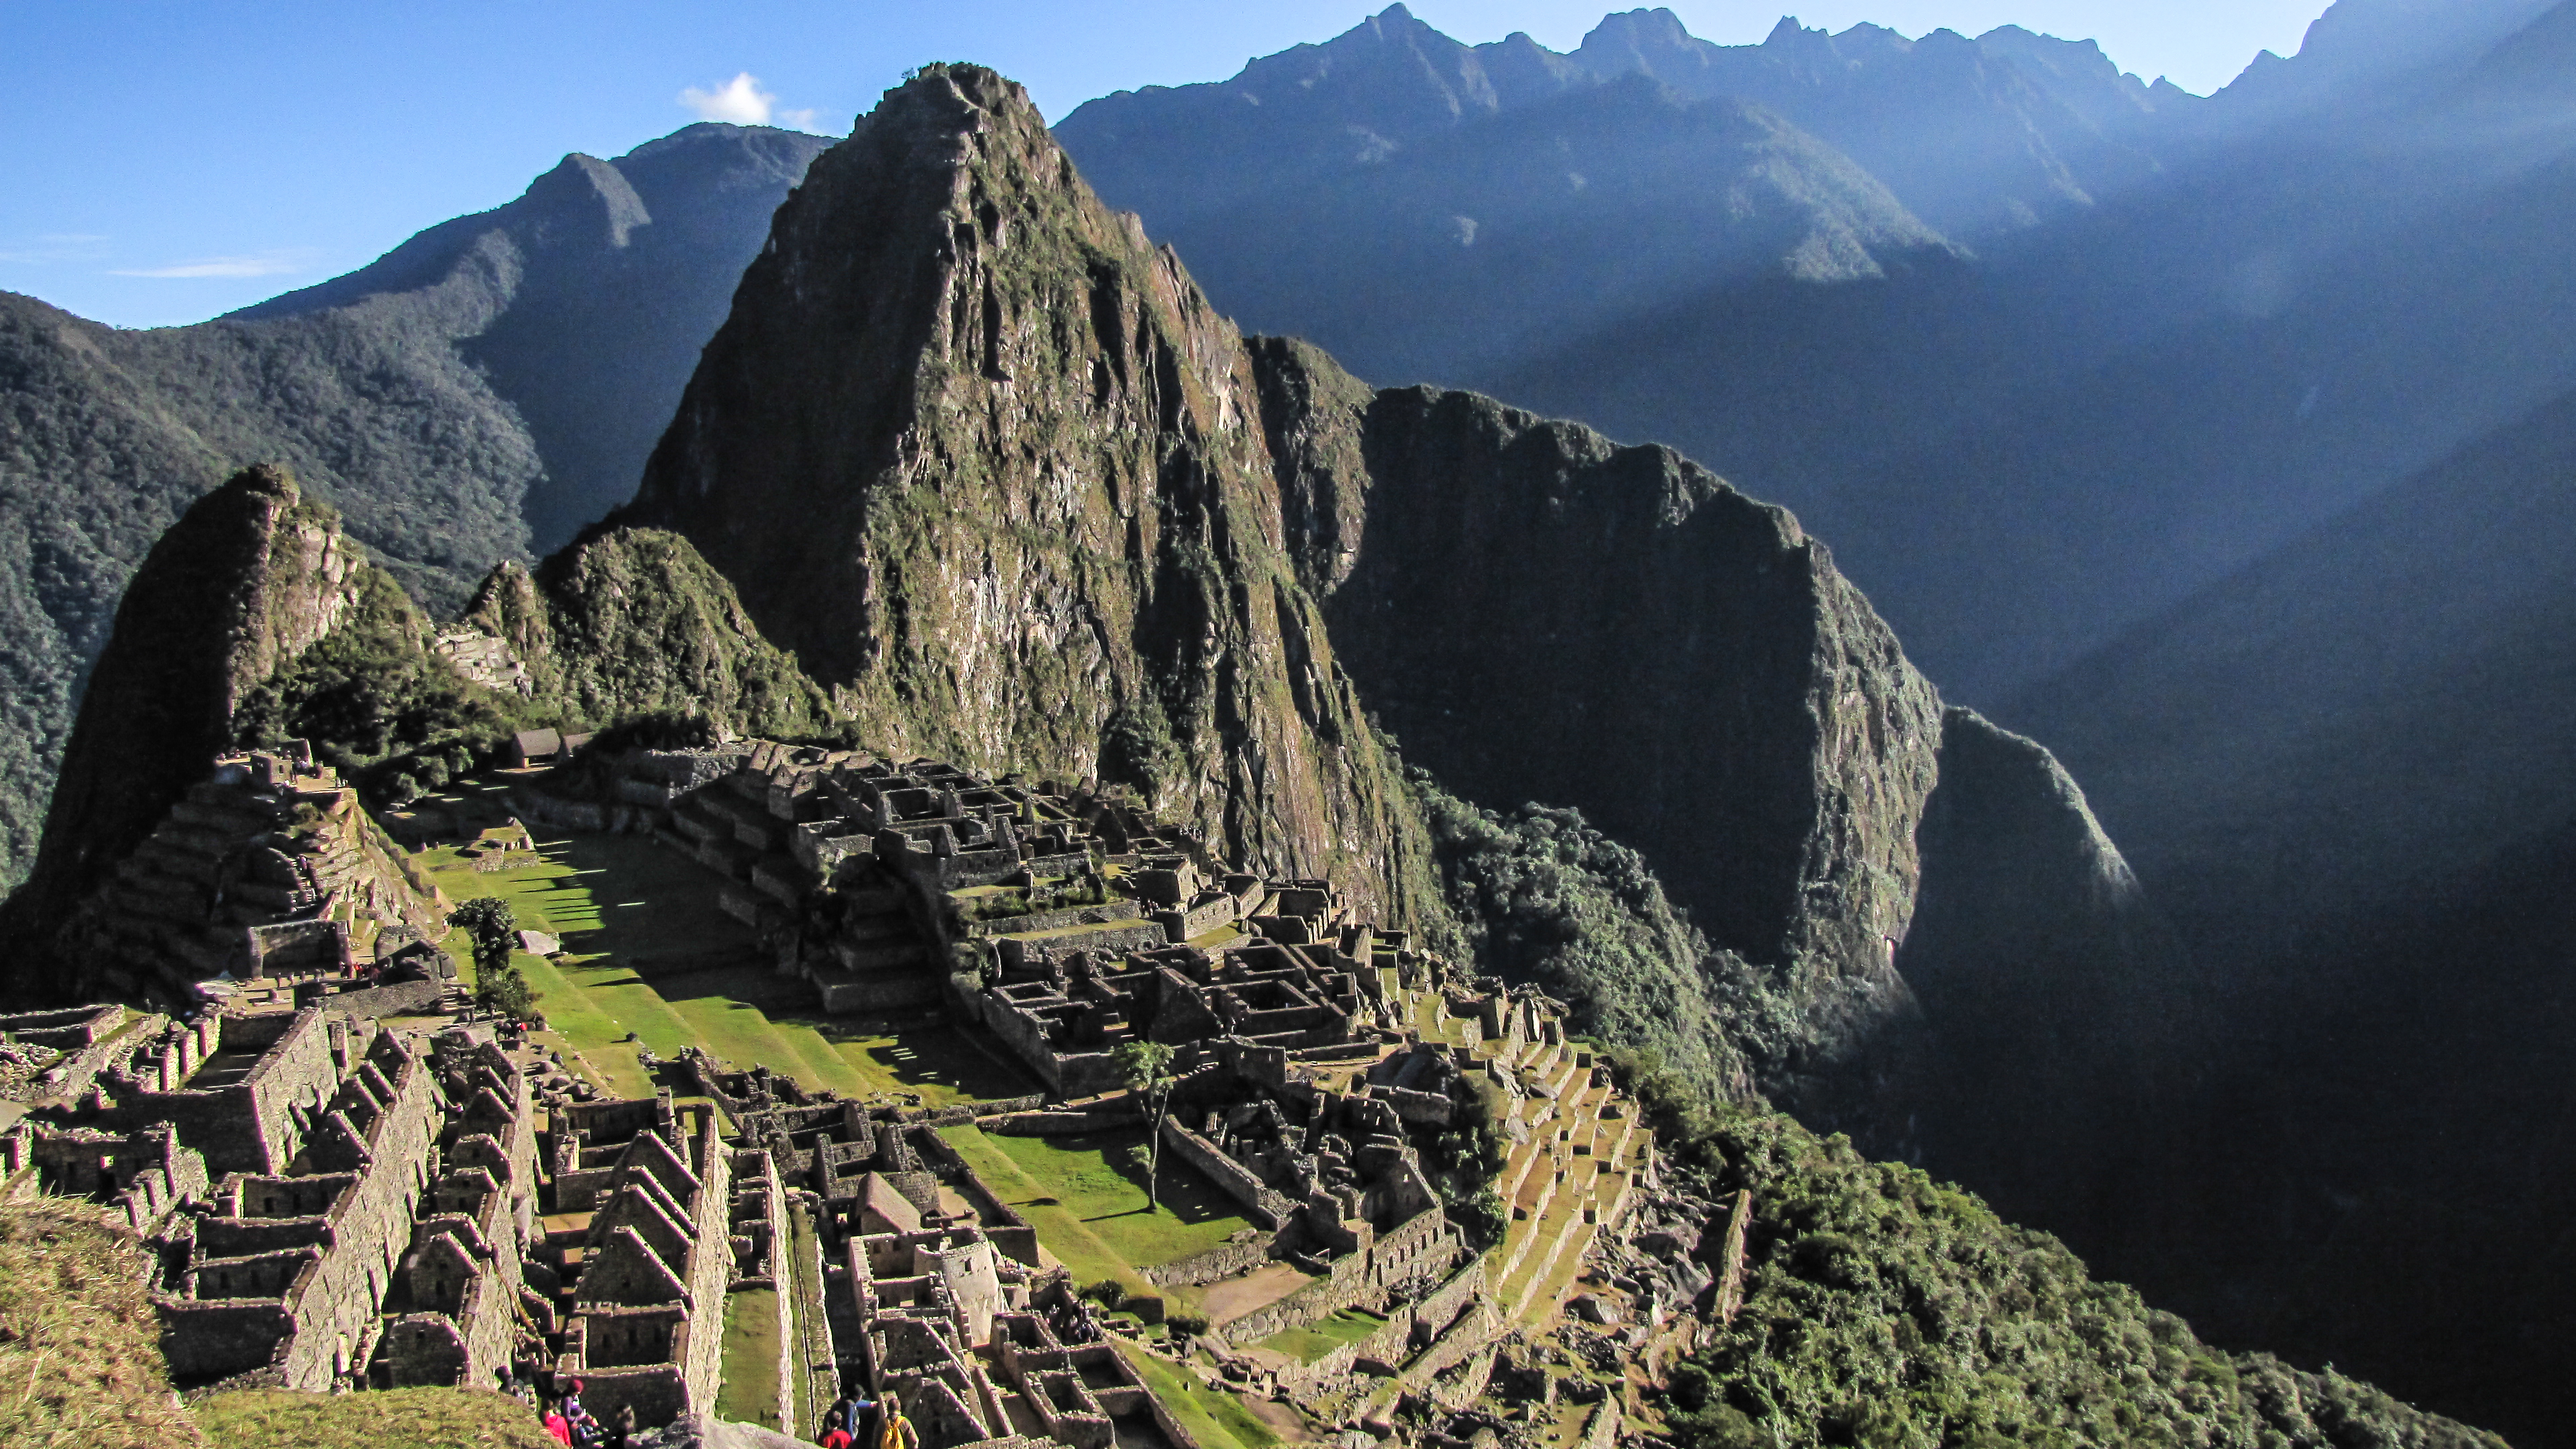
<box><xmin>192</xmin><ymin>1389</ymin><xmax>555</xmax><ymax>1449</ymax></box>
<box><xmin>1254</xmin><ymin>1306</ymin><xmax>1385</xmax><ymax>1364</ymax></box>
<box><xmin>716</xmin><ymin>1288</ymin><xmax>784</xmax><ymax>1432</ymax></box>
<box><xmin>1112</xmin><ymin>1340</ymin><xmax>1279</xmax><ymax>1449</ymax></box>
<box><xmin>936</xmin><ymin>1124</ymin><xmax>1251</xmax><ymax>1309</ymax></box>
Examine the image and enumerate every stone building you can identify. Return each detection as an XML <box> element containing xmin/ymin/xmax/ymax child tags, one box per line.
<box><xmin>841</xmin><ymin>1134</ymin><xmax>1172</xmax><ymax>1449</ymax></box>
<box><xmin>538</xmin><ymin>1095</ymin><xmax>736</xmax><ymax>1426</ymax></box>
<box><xmin>150</xmin><ymin>1015</ymin><xmax>442</xmax><ymax>1389</ymax></box>
<box><xmin>377</xmin><ymin>1025</ymin><xmax>541</xmax><ymax>1391</ymax></box>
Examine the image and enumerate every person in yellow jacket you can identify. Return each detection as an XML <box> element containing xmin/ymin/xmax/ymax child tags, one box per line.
<box><xmin>836</xmin><ymin>1391</ymin><xmax>917</xmax><ymax>1449</ymax></box>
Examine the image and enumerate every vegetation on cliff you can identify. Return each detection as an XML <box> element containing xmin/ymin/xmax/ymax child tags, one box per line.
<box><xmin>1613</xmin><ymin>1061</ymin><xmax>2502</xmax><ymax>1449</ymax></box>
<box><xmin>1417</xmin><ymin>779</ymin><xmax>1809</xmax><ymax>1106</ymax></box>
<box><xmin>231</xmin><ymin>565</ymin><xmax>522</xmax><ymax>805</ymax></box>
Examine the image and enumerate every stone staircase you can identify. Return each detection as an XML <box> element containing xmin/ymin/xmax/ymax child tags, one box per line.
<box><xmin>803</xmin><ymin>864</ymin><xmax>936</xmax><ymax>1014</ymax></box>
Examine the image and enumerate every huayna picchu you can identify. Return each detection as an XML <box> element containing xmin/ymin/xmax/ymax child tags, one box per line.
<box><xmin>0</xmin><ymin>60</ymin><xmax>2503</xmax><ymax>1449</ymax></box>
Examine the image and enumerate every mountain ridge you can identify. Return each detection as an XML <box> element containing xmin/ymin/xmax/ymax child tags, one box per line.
<box><xmin>0</xmin><ymin>121</ymin><xmax>828</xmax><ymax>888</ymax></box>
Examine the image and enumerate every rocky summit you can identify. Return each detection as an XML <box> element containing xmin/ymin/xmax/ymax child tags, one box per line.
<box><xmin>0</xmin><ymin>55</ymin><xmax>2507</xmax><ymax>1449</ymax></box>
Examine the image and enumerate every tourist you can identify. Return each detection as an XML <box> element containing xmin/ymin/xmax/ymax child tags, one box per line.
<box><xmin>606</xmin><ymin>1403</ymin><xmax>638</xmax><ymax>1449</ymax></box>
<box><xmin>541</xmin><ymin>1401</ymin><xmax>574</xmax><ymax>1446</ymax></box>
<box><xmin>817</xmin><ymin>1406</ymin><xmax>855</xmax><ymax>1449</ymax></box>
<box><xmin>843</xmin><ymin>1391</ymin><xmax>917</xmax><ymax>1449</ymax></box>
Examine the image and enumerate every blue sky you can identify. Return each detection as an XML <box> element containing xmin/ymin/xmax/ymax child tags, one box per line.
<box><xmin>2</xmin><ymin>1</ymin><xmax>2332</xmax><ymax>329</ymax></box>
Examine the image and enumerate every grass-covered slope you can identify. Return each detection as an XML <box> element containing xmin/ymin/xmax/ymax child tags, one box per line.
<box><xmin>191</xmin><ymin>1389</ymin><xmax>555</xmax><ymax>1449</ymax></box>
<box><xmin>0</xmin><ymin>1197</ymin><xmax>205</xmax><ymax>1449</ymax></box>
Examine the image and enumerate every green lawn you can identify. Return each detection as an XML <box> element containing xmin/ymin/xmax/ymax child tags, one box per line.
<box><xmin>1255</xmin><ymin>1307</ymin><xmax>1385</xmax><ymax>1364</ymax></box>
<box><xmin>973</xmin><ymin>1128</ymin><xmax>1253</xmax><ymax>1272</ymax></box>
<box><xmin>716</xmin><ymin>1289</ymin><xmax>783</xmax><ymax>1430</ymax></box>
<box><xmin>419</xmin><ymin>800</ymin><xmax>1038</xmax><ymax>1108</ymax></box>
<box><xmin>1111</xmin><ymin>1340</ymin><xmax>1278</xmax><ymax>1449</ymax></box>
<box><xmin>937</xmin><ymin>1126</ymin><xmax>1151</xmax><ymax>1299</ymax></box>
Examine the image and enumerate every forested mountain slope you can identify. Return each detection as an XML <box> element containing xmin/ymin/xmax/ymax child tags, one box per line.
<box><xmin>1063</xmin><ymin>0</ymin><xmax>2576</xmax><ymax>703</ymax></box>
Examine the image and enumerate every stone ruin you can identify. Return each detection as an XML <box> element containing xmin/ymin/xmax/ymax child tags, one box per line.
<box><xmin>60</xmin><ymin>746</ymin><xmax>454</xmax><ymax>1012</ymax></box>
<box><xmin>0</xmin><ymin>736</ymin><xmax>1667</xmax><ymax>1444</ymax></box>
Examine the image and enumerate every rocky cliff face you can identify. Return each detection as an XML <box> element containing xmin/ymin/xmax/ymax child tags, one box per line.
<box><xmin>616</xmin><ymin>66</ymin><xmax>2169</xmax><ymax>1110</ymax></box>
<box><xmin>2</xmin><ymin>466</ymin><xmax>369</xmax><ymax>943</ymax></box>
<box><xmin>1245</xmin><ymin>339</ymin><xmax>2184</xmax><ymax>1126</ymax></box>
<box><xmin>1292</xmin><ymin>375</ymin><xmax>1945</xmax><ymax>1082</ymax></box>
<box><xmin>621</xmin><ymin>65</ymin><xmax>1439</xmax><ymax>924</ymax></box>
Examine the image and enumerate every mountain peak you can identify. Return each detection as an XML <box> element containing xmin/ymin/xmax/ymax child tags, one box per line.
<box><xmin>621</xmin><ymin>61</ymin><xmax>1437</xmax><ymax>916</ymax></box>
<box><xmin>524</xmin><ymin>152</ymin><xmax>649</xmax><ymax>248</ymax></box>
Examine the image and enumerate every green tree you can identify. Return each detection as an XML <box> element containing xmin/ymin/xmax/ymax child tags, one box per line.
<box><xmin>450</xmin><ymin>898</ymin><xmax>537</xmax><ymax>1022</ymax></box>
<box><xmin>1113</xmin><ymin>1040</ymin><xmax>1179</xmax><ymax>1210</ymax></box>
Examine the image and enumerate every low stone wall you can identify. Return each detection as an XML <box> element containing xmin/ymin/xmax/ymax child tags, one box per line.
<box><xmin>570</xmin><ymin>1362</ymin><xmax>690</xmax><ymax>1430</ymax></box>
<box><xmin>981</xmin><ymin>1108</ymin><xmax>1143</xmax><ymax>1136</ymax></box>
<box><xmin>1713</xmin><ymin>1188</ymin><xmax>1752</xmax><ymax>1325</ymax></box>
<box><xmin>1578</xmin><ymin>1400</ymin><xmax>1623</xmax><ymax>1449</ymax></box>
<box><xmin>1159</xmin><ymin>1121</ymin><xmax>1292</xmax><ymax>1230</ymax></box>
<box><xmin>1141</xmin><ymin>1235</ymin><xmax>1274</xmax><ymax>1289</ymax></box>
<box><xmin>158</xmin><ymin>1298</ymin><xmax>298</xmax><ymax>1377</ymax></box>
<box><xmin>1396</xmin><ymin>1298</ymin><xmax>1504</xmax><ymax>1395</ymax></box>
<box><xmin>929</xmin><ymin>1095</ymin><xmax>1044</xmax><ymax>1122</ymax></box>
<box><xmin>816</xmin><ymin>971</ymin><xmax>942</xmax><ymax>1016</ymax></box>
<box><xmin>308</xmin><ymin>978</ymin><xmax>445</xmax><ymax>1020</ymax></box>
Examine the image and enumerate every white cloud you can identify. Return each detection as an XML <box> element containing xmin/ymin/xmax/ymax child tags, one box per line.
<box><xmin>777</xmin><ymin>107</ymin><xmax>824</xmax><ymax>133</ymax></box>
<box><xmin>679</xmin><ymin>72</ymin><xmax>776</xmax><ymax>125</ymax></box>
<box><xmin>111</xmin><ymin>250</ymin><xmax>313</xmax><ymax>279</ymax></box>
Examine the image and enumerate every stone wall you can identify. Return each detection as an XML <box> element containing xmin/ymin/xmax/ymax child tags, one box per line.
<box><xmin>107</xmin><ymin>1008</ymin><xmax>341</xmax><ymax>1176</ymax></box>
<box><xmin>219</xmin><ymin>1033</ymin><xmax>438</xmax><ymax>1390</ymax></box>
<box><xmin>1159</xmin><ymin>1120</ymin><xmax>1294</xmax><ymax>1230</ymax></box>
<box><xmin>1141</xmin><ymin>1235</ymin><xmax>1275</xmax><ymax>1289</ymax></box>
<box><xmin>1256</xmin><ymin>1255</ymin><xmax>1488</xmax><ymax>1395</ymax></box>
<box><xmin>680</xmin><ymin>1114</ymin><xmax>734</xmax><ymax>1415</ymax></box>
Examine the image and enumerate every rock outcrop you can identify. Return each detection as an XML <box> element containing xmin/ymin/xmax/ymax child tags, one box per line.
<box><xmin>1</xmin><ymin>476</ymin><xmax>843</xmax><ymax>1001</ymax></box>
<box><xmin>462</xmin><ymin>531</ymin><xmax>839</xmax><ymax>739</ymax></box>
<box><xmin>620</xmin><ymin>64</ymin><xmax>1439</xmax><ymax>925</ymax></box>
<box><xmin>2</xmin><ymin>466</ymin><xmax>369</xmax><ymax>945</ymax></box>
